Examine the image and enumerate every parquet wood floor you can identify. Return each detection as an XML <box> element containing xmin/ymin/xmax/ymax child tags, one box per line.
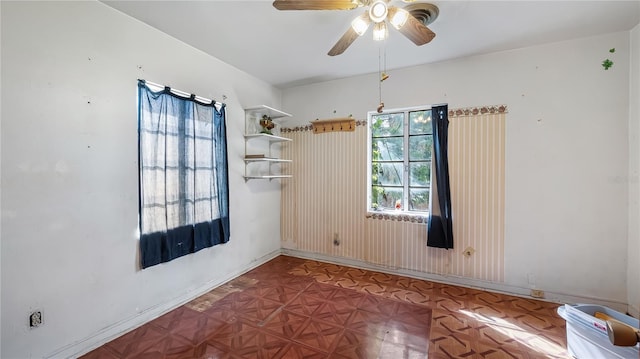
<box><xmin>81</xmin><ymin>255</ymin><xmax>570</xmax><ymax>358</ymax></box>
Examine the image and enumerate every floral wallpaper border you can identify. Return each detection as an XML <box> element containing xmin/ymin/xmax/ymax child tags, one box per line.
<box><xmin>365</xmin><ymin>212</ymin><xmax>428</xmax><ymax>223</ymax></box>
<box><xmin>281</xmin><ymin>120</ymin><xmax>367</xmax><ymax>133</ymax></box>
<box><xmin>448</xmin><ymin>105</ymin><xmax>508</xmax><ymax>118</ymax></box>
<box><xmin>280</xmin><ymin>105</ymin><xmax>508</xmax><ymax>133</ymax></box>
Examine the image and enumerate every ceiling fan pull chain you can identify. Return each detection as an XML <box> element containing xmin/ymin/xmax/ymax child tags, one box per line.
<box><xmin>377</xmin><ymin>42</ymin><xmax>386</xmax><ymax>113</ymax></box>
<box><xmin>378</xmin><ymin>45</ymin><xmax>382</xmax><ymax>109</ymax></box>
<box><xmin>380</xmin><ymin>40</ymin><xmax>389</xmax><ymax>81</ymax></box>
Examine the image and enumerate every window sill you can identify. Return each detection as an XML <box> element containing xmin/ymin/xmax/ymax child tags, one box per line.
<box><xmin>365</xmin><ymin>210</ymin><xmax>428</xmax><ymax>223</ymax></box>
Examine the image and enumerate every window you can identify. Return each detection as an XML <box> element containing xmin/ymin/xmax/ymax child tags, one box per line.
<box><xmin>368</xmin><ymin>106</ymin><xmax>432</xmax><ymax>213</ymax></box>
<box><xmin>138</xmin><ymin>80</ymin><xmax>230</xmax><ymax>269</ymax></box>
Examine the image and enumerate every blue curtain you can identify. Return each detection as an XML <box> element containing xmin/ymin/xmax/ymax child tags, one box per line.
<box><xmin>427</xmin><ymin>104</ymin><xmax>453</xmax><ymax>249</ymax></box>
<box><xmin>137</xmin><ymin>80</ymin><xmax>229</xmax><ymax>269</ymax></box>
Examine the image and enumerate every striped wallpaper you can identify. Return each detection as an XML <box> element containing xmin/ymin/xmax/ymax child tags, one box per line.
<box><xmin>281</xmin><ymin>107</ymin><xmax>506</xmax><ymax>282</ymax></box>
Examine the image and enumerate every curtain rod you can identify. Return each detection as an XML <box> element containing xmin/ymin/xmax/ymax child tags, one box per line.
<box><xmin>139</xmin><ymin>79</ymin><xmax>227</xmax><ymax>107</ymax></box>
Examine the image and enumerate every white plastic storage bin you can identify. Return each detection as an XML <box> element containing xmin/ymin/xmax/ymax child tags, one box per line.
<box><xmin>557</xmin><ymin>304</ymin><xmax>639</xmax><ymax>359</ymax></box>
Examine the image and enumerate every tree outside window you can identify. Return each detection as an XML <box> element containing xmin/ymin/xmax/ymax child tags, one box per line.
<box><xmin>368</xmin><ymin>107</ymin><xmax>432</xmax><ymax>213</ymax></box>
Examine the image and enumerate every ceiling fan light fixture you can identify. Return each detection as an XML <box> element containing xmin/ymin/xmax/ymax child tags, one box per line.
<box><xmin>369</xmin><ymin>1</ymin><xmax>388</xmax><ymax>23</ymax></box>
<box><xmin>372</xmin><ymin>21</ymin><xmax>388</xmax><ymax>41</ymax></box>
<box><xmin>351</xmin><ymin>14</ymin><xmax>370</xmax><ymax>36</ymax></box>
<box><xmin>389</xmin><ymin>7</ymin><xmax>409</xmax><ymax>29</ymax></box>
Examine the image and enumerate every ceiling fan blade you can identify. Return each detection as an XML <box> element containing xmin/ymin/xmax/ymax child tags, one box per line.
<box><xmin>328</xmin><ymin>11</ymin><xmax>370</xmax><ymax>56</ymax></box>
<box><xmin>273</xmin><ymin>0</ymin><xmax>360</xmax><ymax>10</ymax></box>
<box><xmin>395</xmin><ymin>10</ymin><xmax>435</xmax><ymax>46</ymax></box>
<box><xmin>328</xmin><ymin>26</ymin><xmax>360</xmax><ymax>56</ymax></box>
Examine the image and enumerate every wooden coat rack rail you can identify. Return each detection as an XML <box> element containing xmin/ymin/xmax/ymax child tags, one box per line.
<box><xmin>311</xmin><ymin>117</ymin><xmax>356</xmax><ymax>134</ymax></box>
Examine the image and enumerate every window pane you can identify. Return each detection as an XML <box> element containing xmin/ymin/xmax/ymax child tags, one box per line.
<box><xmin>371</xmin><ymin>186</ymin><xmax>403</xmax><ymax>210</ymax></box>
<box><xmin>409</xmin><ymin>188</ymin><xmax>430</xmax><ymax>211</ymax></box>
<box><xmin>372</xmin><ymin>162</ymin><xmax>403</xmax><ymax>186</ymax></box>
<box><xmin>409</xmin><ymin>135</ymin><xmax>432</xmax><ymax>161</ymax></box>
<box><xmin>372</xmin><ymin>137</ymin><xmax>403</xmax><ymax>161</ymax></box>
<box><xmin>371</xmin><ymin>113</ymin><xmax>404</xmax><ymax>137</ymax></box>
<box><xmin>368</xmin><ymin>105</ymin><xmax>432</xmax><ymax>214</ymax></box>
<box><xmin>409</xmin><ymin>110</ymin><xmax>432</xmax><ymax>135</ymax></box>
<box><xmin>409</xmin><ymin>162</ymin><xmax>431</xmax><ymax>186</ymax></box>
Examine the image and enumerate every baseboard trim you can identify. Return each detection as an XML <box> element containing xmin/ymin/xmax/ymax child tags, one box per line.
<box><xmin>48</xmin><ymin>249</ymin><xmax>281</xmax><ymax>359</ymax></box>
<box><xmin>282</xmin><ymin>249</ymin><xmax>630</xmax><ymax>313</ymax></box>
<box><xmin>50</xmin><ymin>248</ymin><xmax>632</xmax><ymax>358</ymax></box>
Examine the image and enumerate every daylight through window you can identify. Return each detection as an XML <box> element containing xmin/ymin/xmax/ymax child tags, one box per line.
<box><xmin>137</xmin><ymin>80</ymin><xmax>230</xmax><ymax>269</ymax></box>
<box><xmin>368</xmin><ymin>106</ymin><xmax>432</xmax><ymax>213</ymax></box>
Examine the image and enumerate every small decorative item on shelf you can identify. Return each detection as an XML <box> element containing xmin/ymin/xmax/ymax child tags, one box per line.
<box><xmin>395</xmin><ymin>199</ymin><xmax>401</xmax><ymax>210</ymax></box>
<box><xmin>259</xmin><ymin>115</ymin><xmax>275</xmax><ymax>135</ymax></box>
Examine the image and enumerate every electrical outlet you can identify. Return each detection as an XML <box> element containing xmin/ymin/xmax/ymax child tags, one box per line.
<box><xmin>333</xmin><ymin>233</ymin><xmax>340</xmax><ymax>246</ymax></box>
<box><xmin>29</xmin><ymin>310</ymin><xmax>43</xmax><ymax>328</ymax></box>
<box><xmin>530</xmin><ymin>289</ymin><xmax>545</xmax><ymax>298</ymax></box>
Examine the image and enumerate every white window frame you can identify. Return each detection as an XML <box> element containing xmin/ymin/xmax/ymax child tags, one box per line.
<box><xmin>367</xmin><ymin>105</ymin><xmax>433</xmax><ymax>215</ymax></box>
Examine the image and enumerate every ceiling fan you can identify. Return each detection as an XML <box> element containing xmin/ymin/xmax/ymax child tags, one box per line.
<box><xmin>272</xmin><ymin>0</ymin><xmax>438</xmax><ymax>56</ymax></box>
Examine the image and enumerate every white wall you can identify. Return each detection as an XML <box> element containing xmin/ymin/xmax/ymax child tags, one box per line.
<box><xmin>283</xmin><ymin>31</ymin><xmax>631</xmax><ymax>309</ymax></box>
<box><xmin>629</xmin><ymin>23</ymin><xmax>640</xmax><ymax>318</ymax></box>
<box><xmin>0</xmin><ymin>3</ymin><xmax>3</xmax><ymax>356</ymax></box>
<box><xmin>1</xmin><ymin>2</ymin><xmax>285</xmax><ymax>358</ymax></box>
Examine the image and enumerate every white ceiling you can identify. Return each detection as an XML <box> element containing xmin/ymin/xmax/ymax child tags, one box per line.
<box><xmin>102</xmin><ymin>0</ymin><xmax>640</xmax><ymax>89</ymax></box>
